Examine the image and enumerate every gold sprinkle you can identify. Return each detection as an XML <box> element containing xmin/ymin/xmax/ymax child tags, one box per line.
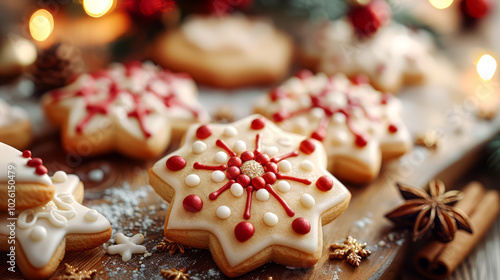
<box><xmin>160</xmin><ymin>268</ymin><xmax>190</xmax><ymax>280</ymax></box>
<box><xmin>330</xmin><ymin>236</ymin><xmax>371</xmax><ymax>267</ymax></box>
<box><xmin>240</xmin><ymin>160</ymin><xmax>265</xmax><ymax>179</ymax></box>
<box><xmin>59</xmin><ymin>263</ymin><xmax>96</xmax><ymax>279</ymax></box>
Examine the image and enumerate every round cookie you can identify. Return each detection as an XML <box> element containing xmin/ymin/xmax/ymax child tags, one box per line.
<box><xmin>41</xmin><ymin>61</ymin><xmax>209</xmax><ymax>159</ymax></box>
<box><xmin>254</xmin><ymin>71</ymin><xmax>412</xmax><ymax>183</ymax></box>
<box><xmin>0</xmin><ymin>99</ymin><xmax>32</xmax><ymax>150</ymax></box>
<box><xmin>149</xmin><ymin>115</ymin><xmax>350</xmax><ymax>277</ymax></box>
<box><xmin>152</xmin><ymin>15</ymin><xmax>293</xmax><ymax>88</ymax></box>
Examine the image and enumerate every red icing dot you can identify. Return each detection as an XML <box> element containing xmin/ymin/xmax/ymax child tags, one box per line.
<box><xmin>355</xmin><ymin>135</ymin><xmax>368</xmax><ymax>147</ymax></box>
<box><xmin>237</xmin><ymin>174</ymin><xmax>251</xmax><ymax>187</ymax></box>
<box><xmin>183</xmin><ymin>194</ymin><xmax>203</xmax><ymax>213</ymax></box>
<box><xmin>228</xmin><ymin>157</ymin><xmax>242</xmax><ymax>167</ymax></box>
<box><xmin>196</xmin><ymin>125</ymin><xmax>212</xmax><ymax>139</ymax></box>
<box><xmin>27</xmin><ymin>158</ymin><xmax>43</xmax><ymax>167</ymax></box>
<box><xmin>250</xmin><ymin>117</ymin><xmax>266</xmax><ymax>130</ymax></box>
<box><xmin>226</xmin><ymin>166</ymin><xmax>241</xmax><ymax>179</ymax></box>
<box><xmin>292</xmin><ymin>217</ymin><xmax>311</xmax><ymax>235</ymax></box>
<box><xmin>262</xmin><ymin>172</ymin><xmax>277</xmax><ymax>185</ymax></box>
<box><xmin>300</xmin><ymin>139</ymin><xmax>316</xmax><ymax>154</ymax></box>
<box><xmin>234</xmin><ymin>222</ymin><xmax>255</xmax><ymax>242</ymax></box>
<box><xmin>388</xmin><ymin>124</ymin><xmax>398</xmax><ymax>133</ymax></box>
<box><xmin>316</xmin><ymin>175</ymin><xmax>334</xmax><ymax>191</ymax></box>
<box><xmin>381</xmin><ymin>93</ymin><xmax>391</xmax><ymax>105</ymax></box>
<box><xmin>255</xmin><ymin>153</ymin><xmax>270</xmax><ymax>165</ymax></box>
<box><xmin>272</xmin><ymin>111</ymin><xmax>288</xmax><ymax>122</ymax></box>
<box><xmin>252</xmin><ymin>177</ymin><xmax>266</xmax><ymax>190</ymax></box>
<box><xmin>294</xmin><ymin>69</ymin><xmax>313</xmax><ymax>80</ymax></box>
<box><xmin>264</xmin><ymin>162</ymin><xmax>278</xmax><ymax>173</ymax></box>
<box><xmin>166</xmin><ymin>156</ymin><xmax>186</xmax><ymax>171</ymax></box>
<box><xmin>22</xmin><ymin>150</ymin><xmax>32</xmax><ymax>158</ymax></box>
<box><xmin>35</xmin><ymin>165</ymin><xmax>48</xmax><ymax>175</ymax></box>
<box><xmin>270</xmin><ymin>87</ymin><xmax>287</xmax><ymax>102</ymax></box>
<box><xmin>241</xmin><ymin>151</ymin><xmax>255</xmax><ymax>162</ymax></box>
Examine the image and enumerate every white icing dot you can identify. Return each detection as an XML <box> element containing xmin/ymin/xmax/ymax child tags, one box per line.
<box><xmin>278</xmin><ymin>160</ymin><xmax>292</xmax><ymax>173</ymax></box>
<box><xmin>278</xmin><ymin>137</ymin><xmax>292</xmax><ymax>147</ymax></box>
<box><xmin>230</xmin><ymin>183</ymin><xmax>244</xmax><ymax>197</ymax></box>
<box><xmin>332</xmin><ymin>112</ymin><xmax>347</xmax><ymax>124</ymax></box>
<box><xmin>263</xmin><ymin>212</ymin><xmax>279</xmax><ymax>226</ymax></box>
<box><xmin>301</xmin><ymin>194</ymin><xmax>316</xmax><ymax>209</ymax></box>
<box><xmin>300</xmin><ymin>160</ymin><xmax>314</xmax><ymax>172</ymax></box>
<box><xmin>216</xmin><ymin>206</ymin><xmax>231</xmax><ymax>219</ymax></box>
<box><xmin>52</xmin><ymin>171</ymin><xmax>68</xmax><ymax>183</ymax></box>
<box><xmin>212</xmin><ymin>171</ymin><xmax>226</xmax><ymax>182</ymax></box>
<box><xmin>214</xmin><ymin>151</ymin><xmax>228</xmax><ymax>163</ymax></box>
<box><xmin>85</xmin><ymin>209</ymin><xmax>99</xmax><ymax>222</ymax></box>
<box><xmin>233</xmin><ymin>140</ymin><xmax>247</xmax><ymax>154</ymax></box>
<box><xmin>256</xmin><ymin>189</ymin><xmax>270</xmax><ymax>201</ymax></box>
<box><xmin>89</xmin><ymin>169</ymin><xmax>104</xmax><ymax>182</ymax></box>
<box><xmin>277</xmin><ymin>181</ymin><xmax>291</xmax><ymax>192</ymax></box>
<box><xmin>224</xmin><ymin>126</ymin><xmax>238</xmax><ymax>137</ymax></box>
<box><xmin>192</xmin><ymin>141</ymin><xmax>207</xmax><ymax>154</ymax></box>
<box><xmin>311</xmin><ymin>108</ymin><xmax>324</xmax><ymax>119</ymax></box>
<box><xmin>185</xmin><ymin>174</ymin><xmax>200</xmax><ymax>187</ymax></box>
<box><xmin>264</xmin><ymin>146</ymin><xmax>279</xmax><ymax>157</ymax></box>
<box><xmin>30</xmin><ymin>225</ymin><xmax>46</xmax><ymax>241</ymax></box>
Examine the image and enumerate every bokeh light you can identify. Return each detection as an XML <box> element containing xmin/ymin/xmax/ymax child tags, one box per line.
<box><xmin>477</xmin><ymin>54</ymin><xmax>497</xmax><ymax>81</ymax></box>
<box><xmin>429</xmin><ymin>0</ymin><xmax>454</xmax><ymax>9</ymax></box>
<box><xmin>29</xmin><ymin>9</ymin><xmax>54</xmax><ymax>42</ymax></box>
<box><xmin>83</xmin><ymin>0</ymin><xmax>115</xmax><ymax>18</ymax></box>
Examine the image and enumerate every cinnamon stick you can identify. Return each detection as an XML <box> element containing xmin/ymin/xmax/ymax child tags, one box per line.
<box><xmin>414</xmin><ymin>182</ymin><xmax>500</xmax><ymax>279</ymax></box>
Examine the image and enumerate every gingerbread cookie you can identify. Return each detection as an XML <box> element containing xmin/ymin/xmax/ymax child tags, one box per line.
<box><xmin>149</xmin><ymin>115</ymin><xmax>350</xmax><ymax>277</ymax></box>
<box><xmin>299</xmin><ymin>18</ymin><xmax>434</xmax><ymax>93</ymax></box>
<box><xmin>41</xmin><ymin>61</ymin><xmax>208</xmax><ymax>159</ymax></box>
<box><xmin>0</xmin><ymin>142</ymin><xmax>54</xmax><ymax>210</ymax></box>
<box><xmin>254</xmin><ymin>71</ymin><xmax>412</xmax><ymax>183</ymax></box>
<box><xmin>0</xmin><ymin>99</ymin><xmax>32</xmax><ymax>150</ymax></box>
<box><xmin>152</xmin><ymin>14</ymin><xmax>293</xmax><ymax>88</ymax></box>
<box><xmin>0</xmin><ymin>171</ymin><xmax>111</xmax><ymax>279</ymax></box>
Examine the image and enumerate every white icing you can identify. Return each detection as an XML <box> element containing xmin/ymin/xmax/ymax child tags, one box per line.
<box><xmin>107</xmin><ymin>233</ymin><xmax>147</xmax><ymax>262</ymax></box>
<box><xmin>224</xmin><ymin>126</ymin><xmax>238</xmax><ymax>137</ymax></box>
<box><xmin>278</xmin><ymin>137</ymin><xmax>292</xmax><ymax>147</ymax></box>
<box><xmin>52</xmin><ymin>171</ymin><xmax>68</xmax><ymax>183</ymax></box>
<box><xmin>277</xmin><ymin>181</ymin><xmax>291</xmax><ymax>193</ymax></box>
<box><xmin>230</xmin><ymin>183</ymin><xmax>244</xmax><ymax>198</ymax></box>
<box><xmin>300</xmin><ymin>160</ymin><xmax>314</xmax><ymax>172</ymax></box>
<box><xmin>0</xmin><ymin>99</ymin><xmax>29</xmax><ymax>128</ymax></box>
<box><xmin>211</xmin><ymin>171</ymin><xmax>226</xmax><ymax>183</ymax></box>
<box><xmin>29</xmin><ymin>226</ymin><xmax>46</xmax><ymax>242</ymax></box>
<box><xmin>84</xmin><ymin>209</ymin><xmax>99</xmax><ymax>222</ymax></box>
<box><xmin>0</xmin><ymin>142</ymin><xmax>52</xmax><ymax>186</ymax></box>
<box><xmin>214</xmin><ymin>151</ymin><xmax>228</xmax><ymax>163</ymax></box>
<box><xmin>263</xmin><ymin>212</ymin><xmax>278</xmax><ymax>227</ymax></box>
<box><xmin>233</xmin><ymin>140</ymin><xmax>247</xmax><ymax>154</ymax></box>
<box><xmin>185</xmin><ymin>174</ymin><xmax>201</xmax><ymax>187</ymax></box>
<box><xmin>301</xmin><ymin>194</ymin><xmax>316</xmax><ymax>209</ymax></box>
<box><xmin>278</xmin><ymin>160</ymin><xmax>292</xmax><ymax>173</ymax></box>
<box><xmin>192</xmin><ymin>141</ymin><xmax>207</xmax><ymax>154</ymax></box>
<box><xmin>264</xmin><ymin>146</ymin><xmax>279</xmax><ymax>157</ymax></box>
<box><xmin>216</xmin><ymin>206</ymin><xmax>231</xmax><ymax>219</ymax></box>
<box><xmin>255</xmin><ymin>189</ymin><xmax>270</xmax><ymax>201</ymax></box>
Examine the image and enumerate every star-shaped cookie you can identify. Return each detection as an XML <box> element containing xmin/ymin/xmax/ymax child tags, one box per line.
<box><xmin>254</xmin><ymin>71</ymin><xmax>412</xmax><ymax>183</ymax></box>
<box><xmin>149</xmin><ymin>115</ymin><xmax>350</xmax><ymax>277</ymax></box>
<box><xmin>42</xmin><ymin>61</ymin><xmax>208</xmax><ymax>159</ymax></box>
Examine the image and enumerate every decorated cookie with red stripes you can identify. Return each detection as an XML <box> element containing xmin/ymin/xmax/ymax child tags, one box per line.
<box><xmin>254</xmin><ymin>71</ymin><xmax>412</xmax><ymax>183</ymax></box>
<box><xmin>41</xmin><ymin>61</ymin><xmax>209</xmax><ymax>159</ymax></box>
<box><xmin>149</xmin><ymin>115</ymin><xmax>350</xmax><ymax>277</ymax></box>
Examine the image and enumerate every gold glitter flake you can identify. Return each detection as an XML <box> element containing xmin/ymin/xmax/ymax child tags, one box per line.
<box><xmin>240</xmin><ymin>160</ymin><xmax>265</xmax><ymax>179</ymax></box>
<box><xmin>330</xmin><ymin>236</ymin><xmax>371</xmax><ymax>267</ymax></box>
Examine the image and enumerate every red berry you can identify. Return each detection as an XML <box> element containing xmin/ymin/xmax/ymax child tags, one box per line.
<box><xmin>183</xmin><ymin>194</ymin><xmax>203</xmax><ymax>213</ymax></box>
<box><xmin>234</xmin><ymin>222</ymin><xmax>255</xmax><ymax>242</ymax></box>
<box><xmin>292</xmin><ymin>217</ymin><xmax>311</xmax><ymax>235</ymax></box>
<box><xmin>462</xmin><ymin>0</ymin><xmax>490</xmax><ymax>19</ymax></box>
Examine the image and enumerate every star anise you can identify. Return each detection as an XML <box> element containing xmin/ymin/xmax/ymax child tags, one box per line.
<box><xmin>59</xmin><ymin>263</ymin><xmax>96</xmax><ymax>280</ymax></box>
<box><xmin>329</xmin><ymin>236</ymin><xmax>371</xmax><ymax>267</ymax></box>
<box><xmin>160</xmin><ymin>268</ymin><xmax>190</xmax><ymax>280</ymax></box>
<box><xmin>385</xmin><ymin>180</ymin><xmax>473</xmax><ymax>243</ymax></box>
<box><xmin>157</xmin><ymin>238</ymin><xmax>190</xmax><ymax>255</ymax></box>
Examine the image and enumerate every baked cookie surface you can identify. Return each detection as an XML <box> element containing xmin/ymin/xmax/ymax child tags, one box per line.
<box><xmin>150</xmin><ymin>115</ymin><xmax>350</xmax><ymax>277</ymax></box>
<box><xmin>254</xmin><ymin>71</ymin><xmax>412</xmax><ymax>183</ymax></box>
<box><xmin>41</xmin><ymin>61</ymin><xmax>208</xmax><ymax>159</ymax></box>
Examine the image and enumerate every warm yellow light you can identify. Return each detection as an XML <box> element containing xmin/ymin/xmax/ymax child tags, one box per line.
<box><xmin>429</xmin><ymin>0</ymin><xmax>454</xmax><ymax>9</ymax></box>
<box><xmin>477</xmin><ymin>54</ymin><xmax>497</xmax><ymax>81</ymax></box>
<box><xmin>29</xmin><ymin>9</ymin><xmax>54</xmax><ymax>42</ymax></box>
<box><xmin>83</xmin><ymin>0</ymin><xmax>114</xmax><ymax>18</ymax></box>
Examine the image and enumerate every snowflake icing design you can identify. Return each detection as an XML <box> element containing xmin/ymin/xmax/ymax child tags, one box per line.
<box><xmin>150</xmin><ymin>115</ymin><xmax>350</xmax><ymax>276</ymax></box>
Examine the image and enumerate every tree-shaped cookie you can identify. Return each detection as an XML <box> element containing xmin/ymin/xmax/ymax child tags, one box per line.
<box><xmin>42</xmin><ymin>61</ymin><xmax>208</xmax><ymax>159</ymax></box>
<box><xmin>149</xmin><ymin>115</ymin><xmax>350</xmax><ymax>277</ymax></box>
<box><xmin>254</xmin><ymin>71</ymin><xmax>412</xmax><ymax>183</ymax></box>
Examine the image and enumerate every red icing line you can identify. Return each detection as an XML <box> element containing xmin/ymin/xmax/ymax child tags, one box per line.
<box><xmin>127</xmin><ymin>93</ymin><xmax>152</xmax><ymax>138</ymax></box>
<box><xmin>271</xmin><ymin>151</ymin><xmax>299</xmax><ymax>163</ymax></box>
<box><xmin>193</xmin><ymin>162</ymin><xmax>227</xmax><ymax>171</ymax></box>
<box><xmin>196</xmin><ymin>125</ymin><xmax>212</xmax><ymax>139</ymax></box>
<box><xmin>243</xmin><ymin>186</ymin><xmax>254</xmax><ymax>220</ymax></box>
<box><xmin>216</xmin><ymin>139</ymin><xmax>236</xmax><ymax>157</ymax></box>
<box><xmin>250</xmin><ymin>117</ymin><xmax>266</xmax><ymax>130</ymax></box>
<box><xmin>266</xmin><ymin>184</ymin><xmax>295</xmax><ymax>217</ymax></box>
<box><xmin>76</xmin><ymin>83</ymin><xmax>120</xmax><ymax>134</ymax></box>
<box><xmin>254</xmin><ymin>133</ymin><xmax>262</xmax><ymax>154</ymax></box>
<box><xmin>299</xmin><ymin>139</ymin><xmax>316</xmax><ymax>155</ymax></box>
<box><xmin>276</xmin><ymin>173</ymin><xmax>312</xmax><ymax>185</ymax></box>
<box><xmin>311</xmin><ymin>114</ymin><xmax>329</xmax><ymax>141</ymax></box>
<box><xmin>209</xmin><ymin>180</ymin><xmax>235</xmax><ymax>200</ymax></box>
<box><xmin>166</xmin><ymin>156</ymin><xmax>186</xmax><ymax>171</ymax></box>
<box><xmin>234</xmin><ymin>221</ymin><xmax>254</xmax><ymax>242</ymax></box>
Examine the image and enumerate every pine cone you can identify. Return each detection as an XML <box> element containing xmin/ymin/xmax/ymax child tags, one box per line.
<box><xmin>31</xmin><ymin>43</ymin><xmax>84</xmax><ymax>96</ymax></box>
